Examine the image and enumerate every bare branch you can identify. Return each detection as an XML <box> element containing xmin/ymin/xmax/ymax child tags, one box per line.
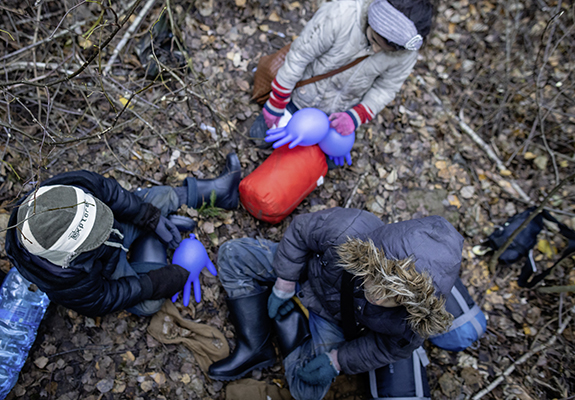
<box><xmin>103</xmin><ymin>0</ymin><xmax>157</xmax><ymax>75</ymax></box>
<box><xmin>471</xmin><ymin>305</ymin><xmax>575</xmax><ymax>400</ymax></box>
<box><xmin>0</xmin><ymin>0</ymin><xmax>145</xmax><ymax>88</ymax></box>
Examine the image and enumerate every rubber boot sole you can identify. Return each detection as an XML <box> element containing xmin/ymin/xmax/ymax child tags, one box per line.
<box><xmin>207</xmin><ymin>357</ymin><xmax>276</xmax><ymax>381</ymax></box>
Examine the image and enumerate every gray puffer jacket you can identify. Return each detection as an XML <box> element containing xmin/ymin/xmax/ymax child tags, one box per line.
<box><xmin>276</xmin><ymin>0</ymin><xmax>418</xmax><ymax>116</ymax></box>
<box><xmin>273</xmin><ymin>207</ymin><xmax>463</xmax><ymax>375</ymax></box>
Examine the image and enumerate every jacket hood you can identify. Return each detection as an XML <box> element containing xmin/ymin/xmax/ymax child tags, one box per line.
<box><xmin>337</xmin><ymin>216</ymin><xmax>464</xmax><ymax>337</ymax></box>
<box><xmin>368</xmin><ymin>215</ymin><xmax>463</xmax><ymax>297</ymax></box>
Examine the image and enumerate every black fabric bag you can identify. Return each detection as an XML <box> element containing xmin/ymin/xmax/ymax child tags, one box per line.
<box><xmin>369</xmin><ymin>347</ymin><xmax>431</xmax><ymax>400</ymax></box>
<box><xmin>486</xmin><ymin>208</ymin><xmax>575</xmax><ymax>288</ymax></box>
<box><xmin>486</xmin><ymin>207</ymin><xmax>544</xmax><ymax>264</ymax></box>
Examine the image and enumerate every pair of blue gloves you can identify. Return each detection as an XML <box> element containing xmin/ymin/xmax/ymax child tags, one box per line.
<box><xmin>268</xmin><ymin>289</ymin><xmax>339</xmax><ymax>386</ymax></box>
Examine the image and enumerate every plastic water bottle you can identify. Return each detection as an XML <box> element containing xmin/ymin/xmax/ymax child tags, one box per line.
<box><xmin>0</xmin><ymin>268</ymin><xmax>50</xmax><ymax>399</ymax></box>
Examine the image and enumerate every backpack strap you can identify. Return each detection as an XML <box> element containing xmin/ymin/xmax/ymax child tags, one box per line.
<box><xmin>341</xmin><ymin>270</ymin><xmax>359</xmax><ymax>341</ymax></box>
<box><xmin>412</xmin><ymin>347</ymin><xmax>428</xmax><ymax>398</ymax></box>
<box><xmin>368</xmin><ymin>347</ymin><xmax>431</xmax><ymax>400</ymax></box>
<box><xmin>449</xmin><ymin>286</ymin><xmax>485</xmax><ymax>337</ymax></box>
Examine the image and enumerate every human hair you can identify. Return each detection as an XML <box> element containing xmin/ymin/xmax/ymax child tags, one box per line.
<box><xmin>388</xmin><ymin>0</ymin><xmax>433</xmax><ymax>39</ymax></box>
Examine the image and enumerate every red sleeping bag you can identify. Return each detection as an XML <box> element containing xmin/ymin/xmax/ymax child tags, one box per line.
<box><xmin>239</xmin><ymin>144</ymin><xmax>328</xmax><ymax>224</ymax></box>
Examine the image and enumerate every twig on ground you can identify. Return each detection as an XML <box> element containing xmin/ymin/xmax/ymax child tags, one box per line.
<box><xmin>103</xmin><ymin>0</ymin><xmax>157</xmax><ymax>75</ymax></box>
<box><xmin>48</xmin><ymin>1</ymin><xmax>89</xmax><ymax>39</ymax></box>
<box><xmin>533</xmin><ymin>141</ymin><xmax>575</xmax><ymax>163</ymax></box>
<box><xmin>32</xmin><ymin>6</ymin><xmax>43</xmax><ymax>124</ymax></box>
<box><xmin>535</xmin><ymin>5</ymin><xmax>565</xmax><ymax>185</ymax></box>
<box><xmin>511</xmin><ymin>195</ymin><xmax>575</xmax><ymax>218</ymax></box>
<box><xmin>538</xmin><ymin>285</ymin><xmax>575</xmax><ymax>293</ymax></box>
<box><xmin>10</xmin><ymin>94</ymin><xmax>52</xmax><ymax>141</ymax></box>
<box><xmin>344</xmin><ymin>172</ymin><xmax>368</xmax><ymax>208</ymax></box>
<box><xmin>158</xmin><ymin>58</ymin><xmax>232</xmax><ymax>148</ymax></box>
<box><xmin>102</xmin><ymin>167</ymin><xmax>163</xmax><ymax>186</ymax></box>
<box><xmin>0</xmin><ymin>0</ymin><xmax>144</xmax><ymax>88</ymax></box>
<box><xmin>0</xmin><ymin>61</ymin><xmax>77</xmax><ymax>76</ymax></box>
<box><xmin>416</xmin><ymin>75</ymin><xmax>532</xmax><ymax>203</ymax></box>
<box><xmin>458</xmin><ymin>109</ymin><xmax>532</xmax><ymax>203</ymax></box>
<box><xmin>470</xmin><ymin>305</ymin><xmax>575</xmax><ymax>400</ymax></box>
<box><xmin>15</xmin><ymin>10</ymin><xmax>63</xmax><ymax>26</ymax></box>
<box><xmin>0</xmin><ymin>21</ymin><xmax>87</xmax><ymax>64</ymax></box>
<box><xmin>103</xmin><ymin>75</ymin><xmax>162</xmax><ymax>110</ymax></box>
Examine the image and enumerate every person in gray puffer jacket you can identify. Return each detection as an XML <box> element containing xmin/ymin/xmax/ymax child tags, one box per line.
<box><xmin>251</xmin><ymin>0</ymin><xmax>433</xmax><ymax>157</ymax></box>
<box><xmin>208</xmin><ymin>207</ymin><xmax>463</xmax><ymax>400</ymax></box>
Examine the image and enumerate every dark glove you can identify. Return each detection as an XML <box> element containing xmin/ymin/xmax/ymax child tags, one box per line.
<box><xmin>154</xmin><ymin>215</ymin><xmax>182</xmax><ymax>248</ymax></box>
<box><xmin>296</xmin><ymin>353</ymin><xmax>339</xmax><ymax>386</ymax></box>
<box><xmin>147</xmin><ymin>264</ymin><xmax>190</xmax><ymax>300</ymax></box>
<box><xmin>268</xmin><ymin>291</ymin><xmax>294</xmax><ymax>319</ymax></box>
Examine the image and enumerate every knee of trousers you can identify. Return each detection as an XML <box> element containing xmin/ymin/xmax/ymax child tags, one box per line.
<box><xmin>216</xmin><ymin>240</ymin><xmax>249</xmax><ymax>284</ymax></box>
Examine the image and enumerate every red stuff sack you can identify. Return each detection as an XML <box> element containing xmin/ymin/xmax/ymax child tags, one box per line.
<box><xmin>239</xmin><ymin>145</ymin><xmax>328</xmax><ymax>224</ymax></box>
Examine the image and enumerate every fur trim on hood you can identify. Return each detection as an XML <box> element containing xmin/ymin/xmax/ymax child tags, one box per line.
<box><xmin>337</xmin><ymin>237</ymin><xmax>454</xmax><ymax>338</ymax></box>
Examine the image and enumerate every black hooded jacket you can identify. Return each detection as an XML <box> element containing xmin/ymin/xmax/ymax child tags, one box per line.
<box><xmin>273</xmin><ymin>207</ymin><xmax>464</xmax><ymax>375</ymax></box>
<box><xmin>5</xmin><ymin>170</ymin><xmax>161</xmax><ymax>317</ymax></box>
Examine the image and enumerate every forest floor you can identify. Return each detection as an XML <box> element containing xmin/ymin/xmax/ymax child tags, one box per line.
<box><xmin>0</xmin><ymin>0</ymin><xmax>574</xmax><ymax>399</ymax></box>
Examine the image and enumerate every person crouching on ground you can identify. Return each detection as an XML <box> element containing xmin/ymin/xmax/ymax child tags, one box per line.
<box><xmin>208</xmin><ymin>207</ymin><xmax>463</xmax><ymax>400</ymax></box>
<box><xmin>250</xmin><ymin>0</ymin><xmax>433</xmax><ymax>159</ymax></box>
<box><xmin>5</xmin><ymin>154</ymin><xmax>241</xmax><ymax>317</ymax></box>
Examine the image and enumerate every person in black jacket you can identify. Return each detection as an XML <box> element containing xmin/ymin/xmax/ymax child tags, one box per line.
<box><xmin>208</xmin><ymin>207</ymin><xmax>463</xmax><ymax>400</ymax></box>
<box><xmin>5</xmin><ymin>153</ymin><xmax>241</xmax><ymax>317</ymax></box>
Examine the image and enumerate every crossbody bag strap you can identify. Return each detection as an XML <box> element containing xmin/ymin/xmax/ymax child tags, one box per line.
<box><xmin>341</xmin><ymin>270</ymin><xmax>359</xmax><ymax>341</ymax></box>
<box><xmin>294</xmin><ymin>55</ymin><xmax>370</xmax><ymax>90</ymax></box>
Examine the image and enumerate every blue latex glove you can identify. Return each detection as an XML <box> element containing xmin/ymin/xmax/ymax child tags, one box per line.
<box><xmin>264</xmin><ymin>108</ymin><xmax>330</xmax><ymax>149</ymax></box>
<box><xmin>170</xmin><ymin>234</ymin><xmax>217</xmax><ymax>306</ymax></box>
<box><xmin>155</xmin><ymin>215</ymin><xmax>182</xmax><ymax>248</ymax></box>
<box><xmin>265</xmin><ymin>126</ymin><xmax>304</xmax><ymax>149</ymax></box>
<box><xmin>296</xmin><ymin>353</ymin><xmax>339</xmax><ymax>386</ymax></box>
<box><xmin>328</xmin><ymin>153</ymin><xmax>352</xmax><ymax>167</ymax></box>
<box><xmin>268</xmin><ymin>291</ymin><xmax>293</xmax><ymax>319</ymax></box>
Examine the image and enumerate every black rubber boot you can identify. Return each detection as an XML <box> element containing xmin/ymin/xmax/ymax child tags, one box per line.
<box><xmin>130</xmin><ymin>233</ymin><xmax>167</xmax><ymax>264</ymax></box>
<box><xmin>272</xmin><ymin>301</ymin><xmax>311</xmax><ymax>357</ymax></box>
<box><xmin>208</xmin><ymin>291</ymin><xmax>276</xmax><ymax>381</ymax></box>
<box><xmin>184</xmin><ymin>153</ymin><xmax>242</xmax><ymax>210</ymax></box>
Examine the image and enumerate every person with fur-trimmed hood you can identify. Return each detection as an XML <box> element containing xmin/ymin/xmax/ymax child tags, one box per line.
<box><xmin>208</xmin><ymin>207</ymin><xmax>463</xmax><ymax>400</ymax></box>
<box><xmin>250</xmin><ymin>0</ymin><xmax>433</xmax><ymax>164</ymax></box>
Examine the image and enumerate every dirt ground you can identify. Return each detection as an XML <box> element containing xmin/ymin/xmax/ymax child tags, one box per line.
<box><xmin>1</xmin><ymin>0</ymin><xmax>574</xmax><ymax>399</ymax></box>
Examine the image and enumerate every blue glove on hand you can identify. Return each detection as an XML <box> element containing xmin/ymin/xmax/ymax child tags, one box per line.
<box><xmin>155</xmin><ymin>216</ymin><xmax>182</xmax><ymax>248</ymax></box>
<box><xmin>268</xmin><ymin>291</ymin><xmax>294</xmax><ymax>319</ymax></box>
<box><xmin>170</xmin><ymin>234</ymin><xmax>217</xmax><ymax>306</ymax></box>
<box><xmin>297</xmin><ymin>353</ymin><xmax>339</xmax><ymax>386</ymax></box>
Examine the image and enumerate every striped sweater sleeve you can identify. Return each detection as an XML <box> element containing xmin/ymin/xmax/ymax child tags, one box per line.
<box><xmin>264</xmin><ymin>78</ymin><xmax>292</xmax><ymax>116</ymax></box>
<box><xmin>345</xmin><ymin>103</ymin><xmax>375</xmax><ymax>129</ymax></box>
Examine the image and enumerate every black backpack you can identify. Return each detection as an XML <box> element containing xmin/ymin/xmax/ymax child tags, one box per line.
<box><xmin>486</xmin><ymin>207</ymin><xmax>575</xmax><ymax>288</ymax></box>
<box><xmin>368</xmin><ymin>347</ymin><xmax>431</xmax><ymax>400</ymax></box>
